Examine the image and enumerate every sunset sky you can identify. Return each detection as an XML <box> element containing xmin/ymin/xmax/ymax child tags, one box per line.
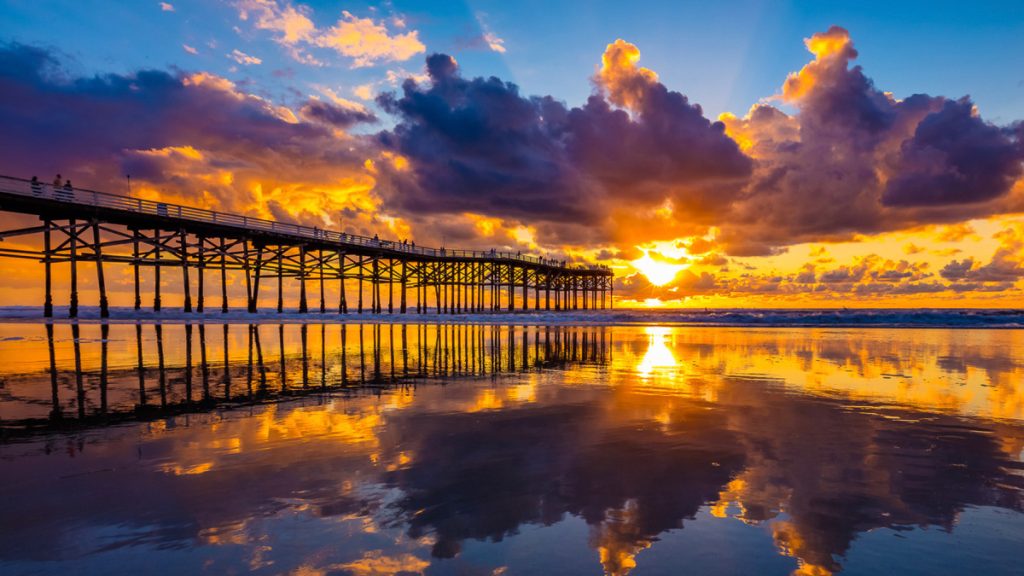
<box><xmin>1</xmin><ymin>0</ymin><xmax>1023</xmax><ymax>307</ymax></box>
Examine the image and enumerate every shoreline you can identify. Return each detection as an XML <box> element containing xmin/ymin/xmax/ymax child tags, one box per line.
<box><xmin>0</xmin><ymin>306</ymin><xmax>1021</xmax><ymax>329</ymax></box>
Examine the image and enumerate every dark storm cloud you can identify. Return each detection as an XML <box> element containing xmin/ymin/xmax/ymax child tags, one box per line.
<box><xmin>376</xmin><ymin>54</ymin><xmax>594</xmax><ymax>222</ymax></box>
<box><xmin>375</xmin><ymin>50</ymin><xmax>751</xmax><ymax>226</ymax></box>
<box><xmin>715</xmin><ymin>28</ymin><xmax>1024</xmax><ymax>255</ymax></box>
<box><xmin>0</xmin><ymin>43</ymin><xmax>316</xmax><ymax>175</ymax></box>
<box><xmin>298</xmin><ymin>98</ymin><xmax>377</xmax><ymax>128</ymax></box>
<box><xmin>882</xmin><ymin>97</ymin><xmax>1022</xmax><ymax>206</ymax></box>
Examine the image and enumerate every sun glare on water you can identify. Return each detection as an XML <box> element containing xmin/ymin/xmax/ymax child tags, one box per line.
<box><xmin>631</xmin><ymin>251</ymin><xmax>687</xmax><ymax>286</ymax></box>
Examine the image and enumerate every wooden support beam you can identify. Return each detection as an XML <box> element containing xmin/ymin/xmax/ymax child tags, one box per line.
<box><xmin>427</xmin><ymin>264</ymin><xmax>434</xmax><ymax>313</ymax></box>
<box><xmin>444</xmin><ymin>263</ymin><xmax>451</xmax><ymax>314</ymax></box>
<box><xmin>468</xmin><ymin>264</ymin><xmax>474</xmax><ymax>313</ymax></box>
<box><xmin>491</xmin><ymin>263</ymin><xmax>498</xmax><ymax>311</ymax></box>
<box><xmin>400</xmin><ymin>259</ymin><xmax>407</xmax><ymax>313</ymax></box>
<box><xmin>338</xmin><ymin>250</ymin><xmax>348</xmax><ymax>313</ymax></box>
<box><xmin>181</xmin><ymin>229</ymin><xmax>192</xmax><ymax>313</ymax></box>
<box><xmin>372</xmin><ymin>257</ymin><xmax>381</xmax><ymax>314</ymax></box>
<box><xmin>545</xmin><ymin>272</ymin><xmax>551</xmax><ymax>311</ymax></box>
<box><xmin>413</xmin><ymin>272</ymin><xmax>419</xmax><ymax>313</ymax></box>
<box><xmin>582</xmin><ymin>275</ymin><xmax>588</xmax><ymax>310</ymax></box>
<box><xmin>534</xmin><ymin>269</ymin><xmax>541</xmax><ymax>311</ymax></box>
<box><xmin>472</xmin><ymin>264</ymin><xmax>477</xmax><ymax>312</ymax></box>
<box><xmin>388</xmin><ymin>259</ymin><xmax>394</xmax><ymax>314</ymax></box>
<box><xmin>43</xmin><ymin>220</ymin><xmax>53</xmax><ymax>318</ymax></box>
<box><xmin>197</xmin><ymin>236</ymin><xmax>205</xmax><ymax>313</ymax></box>
<box><xmin>220</xmin><ymin>237</ymin><xmax>228</xmax><ymax>313</ymax></box>
<box><xmin>507</xmin><ymin>264</ymin><xmax>514</xmax><ymax>312</ymax></box>
<box><xmin>251</xmin><ymin>244</ymin><xmax>263</xmax><ymax>313</ymax></box>
<box><xmin>244</xmin><ymin>241</ymin><xmax>254</xmax><ymax>313</ymax></box>
<box><xmin>357</xmin><ymin>257</ymin><xmax>364</xmax><ymax>313</ymax></box>
<box><xmin>522</xmin><ymin>265</ymin><xmax>528</xmax><ymax>312</ymax></box>
<box><xmin>69</xmin><ymin>219</ymin><xmax>78</xmax><ymax>318</ymax></box>
<box><xmin>319</xmin><ymin>248</ymin><xmax>326</xmax><ymax>313</ymax></box>
<box><xmin>426</xmin><ymin>267</ymin><xmax>433</xmax><ymax>313</ymax></box>
<box><xmin>94</xmin><ymin>221</ymin><xmax>109</xmax><ymax>318</ymax></box>
<box><xmin>453</xmin><ymin>263</ymin><xmax>460</xmax><ymax>314</ymax></box>
<box><xmin>153</xmin><ymin>229</ymin><xmax>161</xmax><ymax>312</ymax></box>
<box><xmin>298</xmin><ymin>244</ymin><xmax>308</xmax><ymax>313</ymax></box>
<box><xmin>436</xmin><ymin>262</ymin><xmax>444</xmax><ymax>311</ymax></box>
<box><xmin>277</xmin><ymin>248</ymin><xmax>284</xmax><ymax>313</ymax></box>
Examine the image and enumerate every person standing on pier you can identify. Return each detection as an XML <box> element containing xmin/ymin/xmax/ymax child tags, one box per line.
<box><xmin>30</xmin><ymin>176</ymin><xmax>42</xmax><ymax>196</ymax></box>
<box><xmin>61</xmin><ymin>179</ymin><xmax>74</xmax><ymax>201</ymax></box>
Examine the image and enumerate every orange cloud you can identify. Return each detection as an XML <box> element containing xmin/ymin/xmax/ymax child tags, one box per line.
<box><xmin>782</xmin><ymin>26</ymin><xmax>858</xmax><ymax>102</ymax></box>
<box><xmin>596</xmin><ymin>39</ymin><xmax>660</xmax><ymax>110</ymax></box>
<box><xmin>317</xmin><ymin>11</ymin><xmax>425</xmax><ymax>68</ymax></box>
<box><xmin>236</xmin><ymin>0</ymin><xmax>315</xmax><ymax>45</ymax></box>
<box><xmin>235</xmin><ymin>1</ymin><xmax>424</xmax><ymax>67</ymax></box>
<box><xmin>228</xmin><ymin>48</ymin><xmax>262</xmax><ymax>66</ymax></box>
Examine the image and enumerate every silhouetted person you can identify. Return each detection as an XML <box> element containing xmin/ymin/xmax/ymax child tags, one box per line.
<box><xmin>61</xmin><ymin>179</ymin><xmax>73</xmax><ymax>201</ymax></box>
<box><xmin>52</xmin><ymin>174</ymin><xmax>62</xmax><ymax>189</ymax></box>
<box><xmin>30</xmin><ymin>176</ymin><xmax>42</xmax><ymax>196</ymax></box>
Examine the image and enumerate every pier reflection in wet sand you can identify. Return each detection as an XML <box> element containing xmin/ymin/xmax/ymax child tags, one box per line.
<box><xmin>0</xmin><ymin>324</ymin><xmax>1022</xmax><ymax>575</ymax></box>
<box><xmin>0</xmin><ymin>323</ymin><xmax>607</xmax><ymax>429</ymax></box>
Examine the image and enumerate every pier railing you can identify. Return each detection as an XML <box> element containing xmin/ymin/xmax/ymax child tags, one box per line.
<box><xmin>0</xmin><ymin>175</ymin><xmax>609</xmax><ymax>272</ymax></box>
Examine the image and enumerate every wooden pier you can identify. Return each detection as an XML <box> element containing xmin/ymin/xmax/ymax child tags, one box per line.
<box><xmin>0</xmin><ymin>175</ymin><xmax>613</xmax><ymax>317</ymax></box>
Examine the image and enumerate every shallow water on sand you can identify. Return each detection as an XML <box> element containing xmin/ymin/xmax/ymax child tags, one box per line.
<box><xmin>0</xmin><ymin>323</ymin><xmax>1022</xmax><ymax>575</ymax></box>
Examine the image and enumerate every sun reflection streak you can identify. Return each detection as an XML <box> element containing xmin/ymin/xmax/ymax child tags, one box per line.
<box><xmin>636</xmin><ymin>327</ymin><xmax>678</xmax><ymax>378</ymax></box>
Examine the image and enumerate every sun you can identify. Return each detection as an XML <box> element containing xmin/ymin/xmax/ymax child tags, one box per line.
<box><xmin>631</xmin><ymin>251</ymin><xmax>687</xmax><ymax>286</ymax></box>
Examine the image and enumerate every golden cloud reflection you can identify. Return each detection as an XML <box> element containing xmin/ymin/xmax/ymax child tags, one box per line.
<box><xmin>592</xmin><ymin>500</ymin><xmax>652</xmax><ymax>576</ymax></box>
<box><xmin>334</xmin><ymin>550</ymin><xmax>430</xmax><ymax>576</ymax></box>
